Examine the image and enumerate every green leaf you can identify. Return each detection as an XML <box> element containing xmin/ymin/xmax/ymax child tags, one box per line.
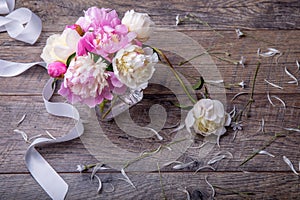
<box><xmin>172</xmin><ymin>102</ymin><xmax>193</xmax><ymax>110</ymax></box>
<box><xmin>51</xmin><ymin>78</ymin><xmax>58</xmax><ymax>90</ymax></box>
<box><xmin>106</xmin><ymin>63</ymin><xmax>113</xmax><ymax>72</ymax></box>
<box><xmin>192</xmin><ymin>76</ymin><xmax>204</xmax><ymax>90</ymax></box>
<box><xmin>151</xmin><ymin>46</ymin><xmax>162</xmax><ymax>61</ymax></box>
<box><xmin>66</xmin><ymin>53</ymin><xmax>76</xmax><ymax>67</ymax></box>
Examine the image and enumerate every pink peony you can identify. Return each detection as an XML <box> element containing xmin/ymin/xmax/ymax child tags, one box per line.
<box><xmin>76</xmin><ymin>7</ymin><xmax>136</xmax><ymax>61</ymax></box>
<box><xmin>47</xmin><ymin>61</ymin><xmax>67</xmax><ymax>78</ymax></box>
<box><xmin>58</xmin><ymin>54</ymin><xmax>125</xmax><ymax>107</ymax></box>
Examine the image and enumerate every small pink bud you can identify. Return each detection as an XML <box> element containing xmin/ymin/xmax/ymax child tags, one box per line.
<box><xmin>66</xmin><ymin>24</ymin><xmax>84</xmax><ymax>36</ymax></box>
<box><xmin>47</xmin><ymin>61</ymin><xmax>67</xmax><ymax>78</ymax></box>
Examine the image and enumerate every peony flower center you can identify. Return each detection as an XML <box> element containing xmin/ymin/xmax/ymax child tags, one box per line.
<box><xmin>116</xmin><ymin>48</ymin><xmax>146</xmax><ymax>75</ymax></box>
<box><xmin>195</xmin><ymin>116</ymin><xmax>220</xmax><ymax>133</ymax></box>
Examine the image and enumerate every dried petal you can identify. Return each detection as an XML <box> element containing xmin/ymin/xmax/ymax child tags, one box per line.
<box><xmin>45</xmin><ymin>130</ymin><xmax>56</xmax><ymax>140</ymax></box>
<box><xmin>267</xmin><ymin>92</ymin><xmax>275</xmax><ymax>106</ymax></box>
<box><xmin>231</xmin><ymin>92</ymin><xmax>248</xmax><ymax>102</ymax></box>
<box><xmin>175</xmin><ymin>14</ymin><xmax>180</xmax><ymax>26</ymax></box>
<box><xmin>194</xmin><ymin>165</ymin><xmax>216</xmax><ymax>174</ymax></box>
<box><xmin>264</xmin><ymin>79</ymin><xmax>283</xmax><ymax>89</ymax></box>
<box><xmin>93</xmin><ymin>175</ymin><xmax>102</xmax><ymax>194</ymax></box>
<box><xmin>258</xmin><ymin>150</ymin><xmax>275</xmax><ymax>157</ymax></box>
<box><xmin>259</xmin><ymin>48</ymin><xmax>280</xmax><ymax>57</ymax></box>
<box><xmin>173</xmin><ymin>161</ymin><xmax>195</xmax><ymax>170</ymax></box>
<box><xmin>168</xmin><ymin>124</ymin><xmax>185</xmax><ymax>134</ymax></box>
<box><xmin>235</xmin><ymin>29</ymin><xmax>244</xmax><ymax>38</ymax></box>
<box><xmin>145</xmin><ymin>127</ymin><xmax>163</xmax><ymax>140</ymax></box>
<box><xmin>285</xmin><ymin>67</ymin><xmax>298</xmax><ymax>85</ymax></box>
<box><xmin>205</xmin><ymin>176</ymin><xmax>215</xmax><ymax>198</ymax></box>
<box><xmin>283</xmin><ymin>156</ymin><xmax>299</xmax><ymax>176</ymax></box>
<box><xmin>13</xmin><ymin>129</ymin><xmax>28</xmax><ymax>142</ymax></box>
<box><xmin>207</xmin><ymin>155</ymin><xmax>226</xmax><ymax>165</ymax></box>
<box><xmin>271</xmin><ymin>95</ymin><xmax>286</xmax><ymax>108</ymax></box>
<box><xmin>177</xmin><ymin>187</ymin><xmax>191</xmax><ymax>200</ymax></box>
<box><xmin>121</xmin><ymin>168</ymin><xmax>136</xmax><ymax>189</ymax></box>
<box><xmin>17</xmin><ymin>114</ymin><xmax>27</xmax><ymax>127</ymax></box>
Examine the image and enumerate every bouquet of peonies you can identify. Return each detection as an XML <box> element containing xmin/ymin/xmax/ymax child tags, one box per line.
<box><xmin>41</xmin><ymin>7</ymin><xmax>158</xmax><ymax>108</ymax></box>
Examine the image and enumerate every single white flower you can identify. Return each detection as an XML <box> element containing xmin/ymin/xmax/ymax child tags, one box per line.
<box><xmin>185</xmin><ymin>99</ymin><xmax>231</xmax><ymax>137</ymax></box>
<box><xmin>41</xmin><ymin>28</ymin><xmax>81</xmax><ymax>65</ymax></box>
<box><xmin>122</xmin><ymin>10</ymin><xmax>155</xmax><ymax>42</ymax></box>
<box><xmin>112</xmin><ymin>45</ymin><xmax>158</xmax><ymax>90</ymax></box>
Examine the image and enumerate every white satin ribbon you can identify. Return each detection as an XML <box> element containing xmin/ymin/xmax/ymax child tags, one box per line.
<box><xmin>0</xmin><ymin>0</ymin><xmax>42</xmax><ymax>44</ymax></box>
<box><xmin>0</xmin><ymin>60</ymin><xmax>84</xmax><ymax>200</ymax></box>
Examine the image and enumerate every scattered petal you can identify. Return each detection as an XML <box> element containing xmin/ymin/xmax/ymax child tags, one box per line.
<box><xmin>283</xmin><ymin>156</ymin><xmax>299</xmax><ymax>176</ymax></box>
<box><xmin>205</xmin><ymin>176</ymin><xmax>215</xmax><ymax>198</ymax></box>
<box><xmin>45</xmin><ymin>130</ymin><xmax>56</xmax><ymax>140</ymax></box>
<box><xmin>205</xmin><ymin>80</ymin><xmax>224</xmax><ymax>84</ymax></box>
<box><xmin>259</xmin><ymin>48</ymin><xmax>280</xmax><ymax>57</ymax></box>
<box><xmin>76</xmin><ymin>164</ymin><xmax>86</xmax><ymax>172</ymax></box>
<box><xmin>267</xmin><ymin>92</ymin><xmax>275</xmax><ymax>106</ymax></box>
<box><xmin>188</xmin><ymin>141</ymin><xmax>209</xmax><ymax>149</ymax></box>
<box><xmin>264</xmin><ymin>79</ymin><xmax>283</xmax><ymax>89</ymax></box>
<box><xmin>168</xmin><ymin>124</ymin><xmax>185</xmax><ymax>134</ymax></box>
<box><xmin>207</xmin><ymin>155</ymin><xmax>226</xmax><ymax>165</ymax></box>
<box><xmin>229</xmin><ymin>106</ymin><xmax>236</xmax><ymax>118</ymax></box>
<box><xmin>121</xmin><ymin>168</ymin><xmax>136</xmax><ymax>189</ymax></box>
<box><xmin>28</xmin><ymin>134</ymin><xmax>42</xmax><ymax>142</ymax></box>
<box><xmin>238</xmin><ymin>80</ymin><xmax>246</xmax><ymax>88</ymax></box>
<box><xmin>258</xmin><ymin>150</ymin><xmax>275</xmax><ymax>157</ymax></box>
<box><xmin>17</xmin><ymin>114</ymin><xmax>27</xmax><ymax>127</ymax></box>
<box><xmin>13</xmin><ymin>129</ymin><xmax>28</xmax><ymax>142</ymax></box>
<box><xmin>173</xmin><ymin>161</ymin><xmax>195</xmax><ymax>170</ymax></box>
<box><xmin>231</xmin><ymin>92</ymin><xmax>248</xmax><ymax>102</ymax></box>
<box><xmin>162</xmin><ymin>161</ymin><xmax>183</xmax><ymax>167</ymax></box>
<box><xmin>296</xmin><ymin>60</ymin><xmax>300</xmax><ymax>72</ymax></box>
<box><xmin>285</xmin><ymin>67</ymin><xmax>298</xmax><ymax>85</ymax></box>
<box><xmin>216</xmin><ymin>151</ymin><xmax>233</xmax><ymax>159</ymax></box>
<box><xmin>235</xmin><ymin>28</ymin><xmax>245</xmax><ymax>38</ymax></box>
<box><xmin>145</xmin><ymin>127</ymin><xmax>163</xmax><ymax>141</ymax></box>
<box><xmin>93</xmin><ymin>174</ymin><xmax>102</xmax><ymax>194</ymax></box>
<box><xmin>194</xmin><ymin>165</ymin><xmax>216</xmax><ymax>174</ymax></box>
<box><xmin>177</xmin><ymin>187</ymin><xmax>191</xmax><ymax>200</ymax></box>
<box><xmin>238</xmin><ymin>56</ymin><xmax>246</xmax><ymax>67</ymax></box>
<box><xmin>271</xmin><ymin>95</ymin><xmax>286</xmax><ymax>108</ymax></box>
<box><xmin>175</xmin><ymin>14</ymin><xmax>180</xmax><ymax>26</ymax></box>
<box><xmin>283</xmin><ymin>128</ymin><xmax>300</xmax><ymax>132</ymax></box>
<box><xmin>257</xmin><ymin>48</ymin><xmax>261</xmax><ymax>56</ymax></box>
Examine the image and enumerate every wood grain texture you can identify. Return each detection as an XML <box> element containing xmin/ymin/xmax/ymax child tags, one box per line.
<box><xmin>1</xmin><ymin>0</ymin><xmax>300</xmax><ymax>199</ymax></box>
<box><xmin>0</xmin><ymin>172</ymin><xmax>299</xmax><ymax>199</ymax></box>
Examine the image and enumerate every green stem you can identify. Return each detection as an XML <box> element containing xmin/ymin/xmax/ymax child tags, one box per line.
<box><xmin>153</xmin><ymin>47</ymin><xmax>197</xmax><ymax>104</ymax></box>
<box><xmin>157</xmin><ymin>163</ymin><xmax>167</xmax><ymax>200</ymax></box>
<box><xmin>235</xmin><ymin>61</ymin><xmax>260</xmax><ymax>121</ymax></box>
<box><xmin>239</xmin><ymin>133</ymin><xmax>285</xmax><ymax>166</ymax></box>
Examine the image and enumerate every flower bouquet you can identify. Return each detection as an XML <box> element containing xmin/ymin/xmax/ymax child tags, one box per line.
<box><xmin>41</xmin><ymin>7</ymin><xmax>158</xmax><ymax>120</ymax></box>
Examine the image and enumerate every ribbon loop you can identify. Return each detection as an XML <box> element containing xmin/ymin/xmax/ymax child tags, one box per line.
<box><xmin>0</xmin><ymin>0</ymin><xmax>15</xmax><ymax>14</ymax></box>
<box><xmin>0</xmin><ymin>2</ymin><xmax>42</xmax><ymax>44</ymax></box>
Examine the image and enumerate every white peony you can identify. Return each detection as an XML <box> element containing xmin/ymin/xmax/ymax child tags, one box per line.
<box><xmin>41</xmin><ymin>28</ymin><xmax>81</xmax><ymax>65</ymax></box>
<box><xmin>185</xmin><ymin>99</ymin><xmax>231</xmax><ymax>137</ymax></box>
<box><xmin>112</xmin><ymin>45</ymin><xmax>158</xmax><ymax>90</ymax></box>
<box><xmin>122</xmin><ymin>10</ymin><xmax>154</xmax><ymax>42</ymax></box>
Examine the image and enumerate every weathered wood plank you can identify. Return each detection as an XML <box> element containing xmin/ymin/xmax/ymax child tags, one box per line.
<box><xmin>15</xmin><ymin>0</ymin><xmax>300</xmax><ymax>30</ymax></box>
<box><xmin>0</xmin><ymin>172</ymin><xmax>299</xmax><ymax>199</ymax></box>
<box><xmin>1</xmin><ymin>30</ymin><xmax>300</xmax><ymax>95</ymax></box>
<box><xmin>0</xmin><ymin>95</ymin><xmax>299</xmax><ymax>173</ymax></box>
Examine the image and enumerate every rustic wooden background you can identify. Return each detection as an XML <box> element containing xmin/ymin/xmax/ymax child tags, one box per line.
<box><xmin>1</xmin><ymin>0</ymin><xmax>300</xmax><ymax>199</ymax></box>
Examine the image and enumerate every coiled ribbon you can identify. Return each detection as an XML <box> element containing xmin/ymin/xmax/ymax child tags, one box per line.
<box><xmin>0</xmin><ymin>0</ymin><xmax>42</xmax><ymax>44</ymax></box>
<box><xmin>0</xmin><ymin>1</ymin><xmax>84</xmax><ymax>199</ymax></box>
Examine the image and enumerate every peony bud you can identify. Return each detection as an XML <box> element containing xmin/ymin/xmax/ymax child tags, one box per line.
<box><xmin>47</xmin><ymin>61</ymin><xmax>67</xmax><ymax>78</ymax></box>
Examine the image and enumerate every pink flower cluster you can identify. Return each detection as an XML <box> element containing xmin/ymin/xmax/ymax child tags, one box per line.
<box><xmin>42</xmin><ymin>7</ymin><xmax>156</xmax><ymax>107</ymax></box>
